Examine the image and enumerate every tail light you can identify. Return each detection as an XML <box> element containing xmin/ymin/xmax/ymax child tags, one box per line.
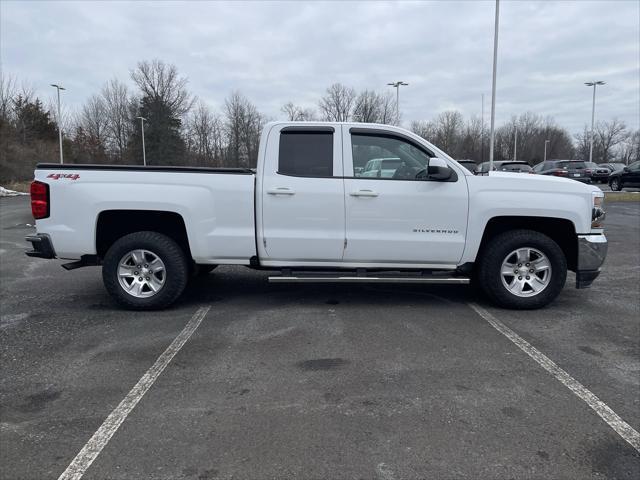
<box><xmin>552</xmin><ymin>170</ymin><xmax>568</xmax><ymax>176</ymax></box>
<box><xmin>585</xmin><ymin>169</ymin><xmax>592</xmax><ymax>174</ymax></box>
<box><xmin>30</xmin><ymin>181</ymin><xmax>50</xmax><ymax>219</ymax></box>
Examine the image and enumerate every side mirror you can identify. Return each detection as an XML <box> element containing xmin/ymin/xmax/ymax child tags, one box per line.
<box><xmin>427</xmin><ymin>157</ymin><xmax>453</xmax><ymax>181</ymax></box>
<box><xmin>623</xmin><ymin>166</ymin><xmax>630</xmax><ymax>172</ymax></box>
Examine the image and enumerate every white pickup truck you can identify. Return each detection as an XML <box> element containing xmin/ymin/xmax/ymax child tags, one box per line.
<box><xmin>26</xmin><ymin>122</ymin><xmax>607</xmax><ymax>310</ymax></box>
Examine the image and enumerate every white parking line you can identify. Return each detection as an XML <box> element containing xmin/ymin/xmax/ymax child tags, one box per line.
<box><xmin>58</xmin><ymin>306</ymin><xmax>211</xmax><ymax>480</ymax></box>
<box><xmin>468</xmin><ymin>302</ymin><xmax>640</xmax><ymax>453</ymax></box>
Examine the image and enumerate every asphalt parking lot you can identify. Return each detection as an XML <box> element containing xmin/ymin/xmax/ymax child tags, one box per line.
<box><xmin>1</xmin><ymin>196</ymin><xmax>639</xmax><ymax>480</ymax></box>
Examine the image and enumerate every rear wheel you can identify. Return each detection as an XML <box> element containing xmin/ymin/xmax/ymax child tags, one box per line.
<box><xmin>102</xmin><ymin>231</ymin><xmax>189</xmax><ymax>309</ymax></box>
<box><xmin>477</xmin><ymin>230</ymin><xmax>567</xmax><ymax>309</ymax></box>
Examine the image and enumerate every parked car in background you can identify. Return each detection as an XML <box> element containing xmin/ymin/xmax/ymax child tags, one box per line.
<box><xmin>608</xmin><ymin>161</ymin><xmax>640</xmax><ymax>191</ymax></box>
<box><xmin>496</xmin><ymin>161</ymin><xmax>534</xmax><ymax>174</ymax></box>
<box><xmin>360</xmin><ymin>157</ymin><xmax>403</xmax><ymax>178</ymax></box>
<box><xmin>584</xmin><ymin>162</ymin><xmax>611</xmax><ymax>183</ymax></box>
<box><xmin>475</xmin><ymin>160</ymin><xmax>532</xmax><ymax>175</ymax></box>
<box><xmin>456</xmin><ymin>160</ymin><xmax>477</xmax><ymax>173</ymax></box>
<box><xmin>601</xmin><ymin>162</ymin><xmax>627</xmax><ymax>174</ymax></box>
<box><xmin>532</xmin><ymin>160</ymin><xmax>591</xmax><ymax>183</ymax></box>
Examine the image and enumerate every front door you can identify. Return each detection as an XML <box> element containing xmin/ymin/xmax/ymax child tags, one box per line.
<box><xmin>259</xmin><ymin>125</ymin><xmax>345</xmax><ymax>264</ymax></box>
<box><xmin>342</xmin><ymin>126</ymin><xmax>468</xmax><ymax>267</ymax></box>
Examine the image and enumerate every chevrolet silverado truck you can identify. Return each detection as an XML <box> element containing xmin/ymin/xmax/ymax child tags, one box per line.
<box><xmin>25</xmin><ymin>122</ymin><xmax>607</xmax><ymax>310</ymax></box>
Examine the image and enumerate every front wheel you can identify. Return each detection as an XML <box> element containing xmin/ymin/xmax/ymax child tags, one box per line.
<box><xmin>477</xmin><ymin>230</ymin><xmax>567</xmax><ymax>309</ymax></box>
<box><xmin>102</xmin><ymin>231</ymin><xmax>189</xmax><ymax>310</ymax></box>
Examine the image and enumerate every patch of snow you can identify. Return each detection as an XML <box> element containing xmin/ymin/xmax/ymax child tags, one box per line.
<box><xmin>0</xmin><ymin>186</ymin><xmax>28</xmax><ymax>197</ymax></box>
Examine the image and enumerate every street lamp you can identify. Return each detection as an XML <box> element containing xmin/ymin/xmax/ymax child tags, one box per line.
<box><xmin>488</xmin><ymin>0</ymin><xmax>500</xmax><ymax>173</ymax></box>
<box><xmin>585</xmin><ymin>81</ymin><xmax>605</xmax><ymax>163</ymax></box>
<box><xmin>50</xmin><ymin>84</ymin><xmax>65</xmax><ymax>164</ymax></box>
<box><xmin>387</xmin><ymin>81</ymin><xmax>409</xmax><ymax>125</ymax></box>
<box><xmin>543</xmin><ymin>139</ymin><xmax>550</xmax><ymax>162</ymax></box>
<box><xmin>481</xmin><ymin>93</ymin><xmax>485</xmax><ymax>163</ymax></box>
<box><xmin>136</xmin><ymin>116</ymin><xmax>147</xmax><ymax>166</ymax></box>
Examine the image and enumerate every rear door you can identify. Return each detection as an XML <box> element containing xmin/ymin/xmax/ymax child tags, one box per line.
<box><xmin>259</xmin><ymin>125</ymin><xmax>345</xmax><ymax>263</ymax></box>
<box><xmin>342</xmin><ymin>126</ymin><xmax>468</xmax><ymax>267</ymax></box>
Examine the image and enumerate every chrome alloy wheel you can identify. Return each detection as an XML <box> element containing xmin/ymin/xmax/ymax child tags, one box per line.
<box><xmin>117</xmin><ymin>249</ymin><xmax>166</xmax><ymax>298</ymax></box>
<box><xmin>500</xmin><ymin>247</ymin><xmax>552</xmax><ymax>297</ymax></box>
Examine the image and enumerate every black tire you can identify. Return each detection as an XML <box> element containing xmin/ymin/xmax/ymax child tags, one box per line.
<box><xmin>102</xmin><ymin>231</ymin><xmax>189</xmax><ymax>310</ymax></box>
<box><xmin>477</xmin><ymin>229</ymin><xmax>567</xmax><ymax>309</ymax></box>
<box><xmin>610</xmin><ymin>178</ymin><xmax>622</xmax><ymax>191</ymax></box>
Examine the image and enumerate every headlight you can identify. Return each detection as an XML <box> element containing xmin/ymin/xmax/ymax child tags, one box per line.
<box><xmin>592</xmin><ymin>195</ymin><xmax>605</xmax><ymax>228</ymax></box>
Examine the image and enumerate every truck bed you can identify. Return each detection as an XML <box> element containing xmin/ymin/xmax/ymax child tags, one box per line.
<box><xmin>34</xmin><ymin>163</ymin><xmax>257</xmax><ymax>264</ymax></box>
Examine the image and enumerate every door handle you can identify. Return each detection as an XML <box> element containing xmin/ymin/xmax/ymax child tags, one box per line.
<box><xmin>350</xmin><ymin>189</ymin><xmax>379</xmax><ymax>197</ymax></box>
<box><xmin>267</xmin><ymin>187</ymin><xmax>296</xmax><ymax>195</ymax></box>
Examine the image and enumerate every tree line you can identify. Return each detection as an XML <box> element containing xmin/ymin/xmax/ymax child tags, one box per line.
<box><xmin>1</xmin><ymin>59</ymin><xmax>638</xmax><ymax>183</ymax></box>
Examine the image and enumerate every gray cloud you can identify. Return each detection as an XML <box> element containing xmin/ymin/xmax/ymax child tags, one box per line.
<box><xmin>1</xmin><ymin>0</ymin><xmax>638</xmax><ymax>133</ymax></box>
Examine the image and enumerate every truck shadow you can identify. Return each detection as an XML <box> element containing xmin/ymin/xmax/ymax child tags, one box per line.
<box><xmin>179</xmin><ymin>266</ymin><xmax>480</xmax><ymax>310</ymax></box>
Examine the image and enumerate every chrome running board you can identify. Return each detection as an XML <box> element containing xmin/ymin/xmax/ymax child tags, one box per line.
<box><xmin>268</xmin><ymin>275</ymin><xmax>470</xmax><ymax>284</ymax></box>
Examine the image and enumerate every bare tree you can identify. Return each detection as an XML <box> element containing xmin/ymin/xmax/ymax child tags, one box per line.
<box><xmin>130</xmin><ymin>59</ymin><xmax>195</xmax><ymax>117</ymax></box>
<box><xmin>574</xmin><ymin>126</ymin><xmax>592</xmax><ymax>162</ymax></box>
<box><xmin>318</xmin><ymin>83</ymin><xmax>355</xmax><ymax>121</ymax></box>
<box><xmin>434</xmin><ymin>111</ymin><xmax>464</xmax><ymax>156</ymax></box>
<box><xmin>618</xmin><ymin>130</ymin><xmax>639</xmax><ymax>165</ymax></box>
<box><xmin>352</xmin><ymin>90</ymin><xmax>383</xmax><ymax>123</ymax></box>
<box><xmin>0</xmin><ymin>73</ymin><xmax>17</xmax><ymax>122</ymax></box>
<box><xmin>186</xmin><ymin>100</ymin><xmax>225</xmax><ymax>166</ymax></box>
<box><xmin>281</xmin><ymin>102</ymin><xmax>316</xmax><ymax>121</ymax></box>
<box><xmin>101</xmin><ymin>78</ymin><xmax>133</xmax><ymax>162</ymax></box>
<box><xmin>459</xmin><ymin>115</ymin><xmax>483</xmax><ymax>160</ymax></box>
<box><xmin>379</xmin><ymin>92</ymin><xmax>397</xmax><ymax>125</ymax></box>
<box><xmin>410</xmin><ymin>120</ymin><xmax>437</xmax><ymax>141</ymax></box>
<box><xmin>224</xmin><ymin>92</ymin><xmax>265</xmax><ymax>167</ymax></box>
<box><xmin>595</xmin><ymin>118</ymin><xmax>627</xmax><ymax>163</ymax></box>
<box><xmin>78</xmin><ymin>94</ymin><xmax>108</xmax><ymax>145</ymax></box>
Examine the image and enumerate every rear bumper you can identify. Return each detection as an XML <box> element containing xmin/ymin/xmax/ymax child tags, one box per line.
<box><xmin>25</xmin><ymin>234</ymin><xmax>56</xmax><ymax>259</ymax></box>
<box><xmin>575</xmin><ymin>234</ymin><xmax>607</xmax><ymax>289</ymax></box>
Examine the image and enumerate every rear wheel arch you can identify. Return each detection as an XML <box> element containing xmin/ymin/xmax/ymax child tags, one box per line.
<box><xmin>95</xmin><ymin>210</ymin><xmax>193</xmax><ymax>261</ymax></box>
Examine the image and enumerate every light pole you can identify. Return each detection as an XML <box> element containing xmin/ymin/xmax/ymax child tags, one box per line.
<box><xmin>513</xmin><ymin>125</ymin><xmax>517</xmax><ymax>161</ymax></box>
<box><xmin>137</xmin><ymin>116</ymin><xmax>147</xmax><ymax>166</ymax></box>
<box><xmin>585</xmin><ymin>81</ymin><xmax>605</xmax><ymax>163</ymax></box>
<box><xmin>543</xmin><ymin>139</ymin><xmax>550</xmax><ymax>162</ymax></box>
<box><xmin>488</xmin><ymin>0</ymin><xmax>500</xmax><ymax>173</ymax></box>
<box><xmin>387</xmin><ymin>81</ymin><xmax>408</xmax><ymax>125</ymax></box>
<box><xmin>481</xmin><ymin>93</ymin><xmax>485</xmax><ymax>163</ymax></box>
<box><xmin>50</xmin><ymin>84</ymin><xmax>65</xmax><ymax>164</ymax></box>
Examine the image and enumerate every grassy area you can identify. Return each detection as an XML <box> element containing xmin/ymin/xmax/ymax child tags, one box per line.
<box><xmin>604</xmin><ymin>191</ymin><xmax>640</xmax><ymax>202</ymax></box>
<box><xmin>3</xmin><ymin>181</ymin><xmax>32</xmax><ymax>193</ymax></box>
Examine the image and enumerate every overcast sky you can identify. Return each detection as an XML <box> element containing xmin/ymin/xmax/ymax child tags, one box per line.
<box><xmin>1</xmin><ymin>0</ymin><xmax>638</xmax><ymax>133</ymax></box>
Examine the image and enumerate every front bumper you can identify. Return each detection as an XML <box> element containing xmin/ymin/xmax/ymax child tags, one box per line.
<box><xmin>575</xmin><ymin>234</ymin><xmax>607</xmax><ymax>289</ymax></box>
<box><xmin>25</xmin><ymin>233</ymin><xmax>56</xmax><ymax>259</ymax></box>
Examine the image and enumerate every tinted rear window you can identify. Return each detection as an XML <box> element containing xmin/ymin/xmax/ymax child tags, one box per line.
<box><xmin>278</xmin><ymin>131</ymin><xmax>333</xmax><ymax>177</ymax></box>
<box><xmin>558</xmin><ymin>161</ymin><xmax>586</xmax><ymax>169</ymax></box>
<box><xmin>501</xmin><ymin>164</ymin><xmax>532</xmax><ymax>172</ymax></box>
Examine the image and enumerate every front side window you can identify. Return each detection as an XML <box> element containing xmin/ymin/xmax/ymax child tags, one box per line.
<box><xmin>628</xmin><ymin>161</ymin><xmax>640</xmax><ymax>171</ymax></box>
<box><xmin>278</xmin><ymin>131</ymin><xmax>333</xmax><ymax>177</ymax></box>
<box><xmin>351</xmin><ymin>133</ymin><xmax>431</xmax><ymax>180</ymax></box>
